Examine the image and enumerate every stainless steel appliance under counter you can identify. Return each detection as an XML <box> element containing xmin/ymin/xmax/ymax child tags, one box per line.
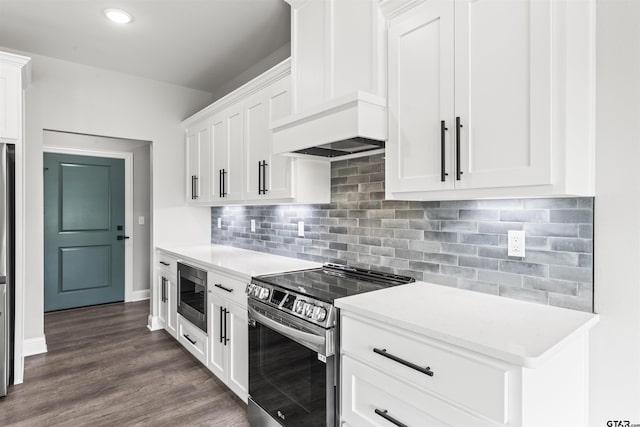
<box><xmin>246</xmin><ymin>263</ymin><xmax>415</xmax><ymax>427</ymax></box>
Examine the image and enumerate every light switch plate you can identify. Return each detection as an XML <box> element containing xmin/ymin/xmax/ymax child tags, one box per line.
<box><xmin>298</xmin><ymin>221</ymin><xmax>305</xmax><ymax>237</ymax></box>
<box><xmin>217</xmin><ymin>218</ymin><xmax>222</xmax><ymax>229</ymax></box>
<box><xmin>251</xmin><ymin>219</ymin><xmax>256</xmax><ymax>232</ymax></box>
<box><xmin>508</xmin><ymin>230</ymin><xmax>526</xmax><ymax>257</ymax></box>
<box><xmin>138</xmin><ymin>216</ymin><xmax>145</xmax><ymax>225</ymax></box>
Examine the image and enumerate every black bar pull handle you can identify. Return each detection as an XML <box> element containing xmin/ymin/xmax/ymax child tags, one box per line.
<box><xmin>222</xmin><ymin>169</ymin><xmax>227</xmax><ymax>197</ymax></box>
<box><xmin>224</xmin><ymin>308</ymin><xmax>230</xmax><ymax>345</ymax></box>
<box><xmin>262</xmin><ymin>160</ymin><xmax>268</xmax><ymax>194</ymax></box>
<box><xmin>373</xmin><ymin>348</ymin><xmax>434</xmax><ymax>377</ymax></box>
<box><xmin>258</xmin><ymin>161</ymin><xmax>262</xmax><ymax>195</ymax></box>
<box><xmin>191</xmin><ymin>175</ymin><xmax>196</xmax><ymax>199</ymax></box>
<box><xmin>219</xmin><ymin>169</ymin><xmax>223</xmax><ymax>198</ymax></box>
<box><xmin>456</xmin><ymin>116</ymin><xmax>463</xmax><ymax>180</ymax></box>
<box><xmin>183</xmin><ymin>334</ymin><xmax>197</xmax><ymax>345</ymax></box>
<box><xmin>214</xmin><ymin>283</ymin><xmax>234</xmax><ymax>293</ymax></box>
<box><xmin>193</xmin><ymin>175</ymin><xmax>199</xmax><ymax>199</ymax></box>
<box><xmin>159</xmin><ymin>261</ymin><xmax>170</xmax><ymax>266</ymax></box>
<box><xmin>161</xmin><ymin>277</ymin><xmax>166</xmax><ymax>302</ymax></box>
<box><xmin>374</xmin><ymin>409</ymin><xmax>408</xmax><ymax>427</ymax></box>
<box><xmin>117</xmin><ymin>235</ymin><xmax>130</xmax><ymax>240</ymax></box>
<box><xmin>440</xmin><ymin>120</ymin><xmax>448</xmax><ymax>182</ymax></box>
<box><xmin>219</xmin><ymin>306</ymin><xmax>224</xmax><ymax>343</ymax></box>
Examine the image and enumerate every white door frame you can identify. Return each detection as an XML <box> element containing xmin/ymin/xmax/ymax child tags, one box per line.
<box><xmin>42</xmin><ymin>146</ymin><xmax>137</xmax><ymax>303</ymax></box>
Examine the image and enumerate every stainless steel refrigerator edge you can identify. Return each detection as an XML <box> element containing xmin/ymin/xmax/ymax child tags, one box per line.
<box><xmin>1</xmin><ymin>144</ymin><xmax>15</xmax><ymax>397</ymax></box>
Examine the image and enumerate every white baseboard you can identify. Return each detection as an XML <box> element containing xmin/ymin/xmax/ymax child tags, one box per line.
<box><xmin>147</xmin><ymin>315</ymin><xmax>163</xmax><ymax>331</ymax></box>
<box><xmin>128</xmin><ymin>289</ymin><xmax>150</xmax><ymax>302</ymax></box>
<box><xmin>23</xmin><ymin>336</ymin><xmax>48</xmax><ymax>357</ymax></box>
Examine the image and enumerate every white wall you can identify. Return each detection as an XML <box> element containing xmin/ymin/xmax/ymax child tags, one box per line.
<box><xmin>7</xmin><ymin>49</ymin><xmax>213</xmax><ymax>346</ymax></box>
<box><xmin>42</xmin><ymin>131</ymin><xmax>152</xmax><ymax>293</ymax></box>
<box><xmin>210</xmin><ymin>42</ymin><xmax>290</xmax><ymax>101</ymax></box>
<box><xmin>590</xmin><ymin>0</ymin><xmax>640</xmax><ymax>423</ymax></box>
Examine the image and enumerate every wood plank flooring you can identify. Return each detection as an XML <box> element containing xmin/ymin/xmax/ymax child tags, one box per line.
<box><xmin>0</xmin><ymin>301</ymin><xmax>249</xmax><ymax>426</ymax></box>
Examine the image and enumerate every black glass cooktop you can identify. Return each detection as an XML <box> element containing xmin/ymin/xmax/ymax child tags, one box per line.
<box><xmin>253</xmin><ymin>263</ymin><xmax>415</xmax><ymax>303</ymax></box>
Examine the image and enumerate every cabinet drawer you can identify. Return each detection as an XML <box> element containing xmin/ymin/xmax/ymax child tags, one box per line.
<box><xmin>341</xmin><ymin>355</ymin><xmax>493</xmax><ymax>427</ymax></box>
<box><xmin>341</xmin><ymin>315</ymin><xmax>509</xmax><ymax>423</ymax></box>
<box><xmin>208</xmin><ymin>270</ymin><xmax>248</xmax><ymax>308</ymax></box>
<box><xmin>178</xmin><ymin>315</ymin><xmax>208</xmax><ymax>365</ymax></box>
<box><xmin>157</xmin><ymin>252</ymin><xmax>177</xmax><ymax>277</ymax></box>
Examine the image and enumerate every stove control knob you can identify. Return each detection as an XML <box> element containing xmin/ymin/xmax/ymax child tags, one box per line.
<box><xmin>252</xmin><ymin>286</ymin><xmax>261</xmax><ymax>297</ymax></box>
<box><xmin>312</xmin><ymin>306</ymin><xmax>327</xmax><ymax>322</ymax></box>
<box><xmin>294</xmin><ymin>300</ymin><xmax>305</xmax><ymax>314</ymax></box>
<box><xmin>303</xmin><ymin>303</ymin><xmax>314</xmax><ymax>318</ymax></box>
<box><xmin>258</xmin><ymin>288</ymin><xmax>270</xmax><ymax>300</ymax></box>
<box><xmin>246</xmin><ymin>284</ymin><xmax>254</xmax><ymax>295</ymax></box>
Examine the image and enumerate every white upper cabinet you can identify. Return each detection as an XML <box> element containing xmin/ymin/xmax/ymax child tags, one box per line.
<box><xmin>185</xmin><ymin>119</ymin><xmax>211</xmax><ymax>205</ymax></box>
<box><xmin>211</xmin><ymin>104</ymin><xmax>244</xmax><ymax>203</ymax></box>
<box><xmin>182</xmin><ymin>59</ymin><xmax>330</xmax><ymax>206</ymax></box>
<box><xmin>0</xmin><ymin>52</ymin><xmax>29</xmax><ymax>143</ymax></box>
<box><xmin>454</xmin><ymin>0</ymin><xmax>552</xmax><ymax>190</ymax></box>
<box><xmin>386</xmin><ymin>0</ymin><xmax>454</xmax><ymax>193</ymax></box>
<box><xmin>383</xmin><ymin>0</ymin><xmax>595</xmax><ymax>200</ymax></box>
<box><xmin>244</xmin><ymin>75</ymin><xmax>294</xmax><ymax>202</ymax></box>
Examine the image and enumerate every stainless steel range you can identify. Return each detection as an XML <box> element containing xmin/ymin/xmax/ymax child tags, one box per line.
<box><xmin>246</xmin><ymin>263</ymin><xmax>415</xmax><ymax>427</ymax></box>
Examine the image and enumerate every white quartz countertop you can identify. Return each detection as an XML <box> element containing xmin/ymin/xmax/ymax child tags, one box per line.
<box><xmin>335</xmin><ymin>281</ymin><xmax>599</xmax><ymax>368</ymax></box>
<box><xmin>156</xmin><ymin>244</ymin><xmax>321</xmax><ymax>280</ymax></box>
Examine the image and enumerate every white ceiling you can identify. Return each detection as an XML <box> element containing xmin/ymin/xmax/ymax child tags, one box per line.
<box><xmin>0</xmin><ymin>0</ymin><xmax>291</xmax><ymax>93</ymax></box>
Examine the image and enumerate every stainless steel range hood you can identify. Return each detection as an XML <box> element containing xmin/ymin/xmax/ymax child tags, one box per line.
<box><xmin>271</xmin><ymin>91</ymin><xmax>387</xmax><ymax>160</ymax></box>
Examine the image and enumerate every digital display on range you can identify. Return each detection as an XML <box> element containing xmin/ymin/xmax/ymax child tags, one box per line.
<box><xmin>282</xmin><ymin>294</ymin><xmax>296</xmax><ymax>310</ymax></box>
<box><xmin>270</xmin><ymin>289</ymin><xmax>286</xmax><ymax>306</ymax></box>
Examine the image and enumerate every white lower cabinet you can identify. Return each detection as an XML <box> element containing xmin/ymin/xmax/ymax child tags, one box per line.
<box><xmin>207</xmin><ymin>272</ymin><xmax>249</xmax><ymax>403</ymax></box>
<box><xmin>157</xmin><ymin>252</ymin><xmax>177</xmax><ymax>338</ymax></box>
<box><xmin>178</xmin><ymin>315</ymin><xmax>208</xmax><ymax>366</ymax></box>
<box><xmin>340</xmin><ymin>311</ymin><xmax>590</xmax><ymax>427</ymax></box>
<box><xmin>342</xmin><ymin>355</ymin><xmax>493</xmax><ymax>427</ymax></box>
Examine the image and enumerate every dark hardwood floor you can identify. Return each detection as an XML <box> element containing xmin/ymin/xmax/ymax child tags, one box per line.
<box><xmin>0</xmin><ymin>301</ymin><xmax>249</xmax><ymax>426</ymax></box>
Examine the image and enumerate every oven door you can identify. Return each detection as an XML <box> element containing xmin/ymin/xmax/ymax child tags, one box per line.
<box><xmin>248</xmin><ymin>300</ymin><xmax>335</xmax><ymax>427</ymax></box>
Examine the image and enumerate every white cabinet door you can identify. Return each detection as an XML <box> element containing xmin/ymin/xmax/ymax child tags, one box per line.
<box><xmin>208</xmin><ymin>295</ymin><xmax>226</xmax><ymax>380</ymax></box>
<box><xmin>226</xmin><ymin>301</ymin><xmax>248</xmax><ymax>402</ymax></box>
<box><xmin>386</xmin><ymin>0</ymin><xmax>455</xmax><ymax>193</ymax></box>
<box><xmin>454</xmin><ymin>0</ymin><xmax>552</xmax><ymax>189</ymax></box>
<box><xmin>186</xmin><ymin>120</ymin><xmax>211</xmax><ymax>204</ymax></box>
<box><xmin>244</xmin><ymin>76</ymin><xmax>293</xmax><ymax>202</ymax></box>
<box><xmin>0</xmin><ymin>63</ymin><xmax>20</xmax><ymax>141</ymax></box>
<box><xmin>265</xmin><ymin>76</ymin><xmax>293</xmax><ymax>200</ymax></box>
<box><xmin>167</xmin><ymin>278</ymin><xmax>177</xmax><ymax>338</ymax></box>
<box><xmin>158</xmin><ymin>274</ymin><xmax>168</xmax><ymax>328</ymax></box>
<box><xmin>211</xmin><ymin>105</ymin><xmax>245</xmax><ymax>203</ymax></box>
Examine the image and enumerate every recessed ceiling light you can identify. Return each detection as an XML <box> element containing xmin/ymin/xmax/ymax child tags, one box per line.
<box><xmin>104</xmin><ymin>8</ymin><xmax>133</xmax><ymax>24</ymax></box>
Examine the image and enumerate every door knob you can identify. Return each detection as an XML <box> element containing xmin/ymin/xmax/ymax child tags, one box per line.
<box><xmin>117</xmin><ymin>235</ymin><xmax>130</xmax><ymax>240</ymax></box>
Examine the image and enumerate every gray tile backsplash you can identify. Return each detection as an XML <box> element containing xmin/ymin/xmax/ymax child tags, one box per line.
<box><xmin>211</xmin><ymin>154</ymin><xmax>594</xmax><ymax>312</ymax></box>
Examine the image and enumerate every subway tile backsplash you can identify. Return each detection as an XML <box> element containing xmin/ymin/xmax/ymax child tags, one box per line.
<box><xmin>211</xmin><ymin>154</ymin><xmax>594</xmax><ymax>312</ymax></box>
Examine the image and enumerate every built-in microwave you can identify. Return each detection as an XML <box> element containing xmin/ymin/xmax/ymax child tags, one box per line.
<box><xmin>177</xmin><ymin>262</ymin><xmax>207</xmax><ymax>332</ymax></box>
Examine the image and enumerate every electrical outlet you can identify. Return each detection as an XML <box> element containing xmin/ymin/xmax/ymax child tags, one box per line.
<box><xmin>217</xmin><ymin>218</ymin><xmax>222</xmax><ymax>229</ymax></box>
<box><xmin>251</xmin><ymin>219</ymin><xmax>256</xmax><ymax>232</ymax></box>
<box><xmin>298</xmin><ymin>221</ymin><xmax>305</xmax><ymax>237</ymax></box>
<box><xmin>508</xmin><ymin>230</ymin><xmax>526</xmax><ymax>257</ymax></box>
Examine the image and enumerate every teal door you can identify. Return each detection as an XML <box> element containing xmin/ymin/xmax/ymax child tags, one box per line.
<box><xmin>44</xmin><ymin>153</ymin><xmax>125</xmax><ymax>312</ymax></box>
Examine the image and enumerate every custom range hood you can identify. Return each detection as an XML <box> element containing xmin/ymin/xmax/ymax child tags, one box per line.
<box><xmin>272</xmin><ymin>91</ymin><xmax>387</xmax><ymax>159</ymax></box>
<box><xmin>272</xmin><ymin>0</ymin><xmax>387</xmax><ymax>160</ymax></box>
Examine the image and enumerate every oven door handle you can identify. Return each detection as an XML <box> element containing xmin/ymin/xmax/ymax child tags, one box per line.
<box><xmin>248</xmin><ymin>305</ymin><xmax>329</xmax><ymax>355</ymax></box>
